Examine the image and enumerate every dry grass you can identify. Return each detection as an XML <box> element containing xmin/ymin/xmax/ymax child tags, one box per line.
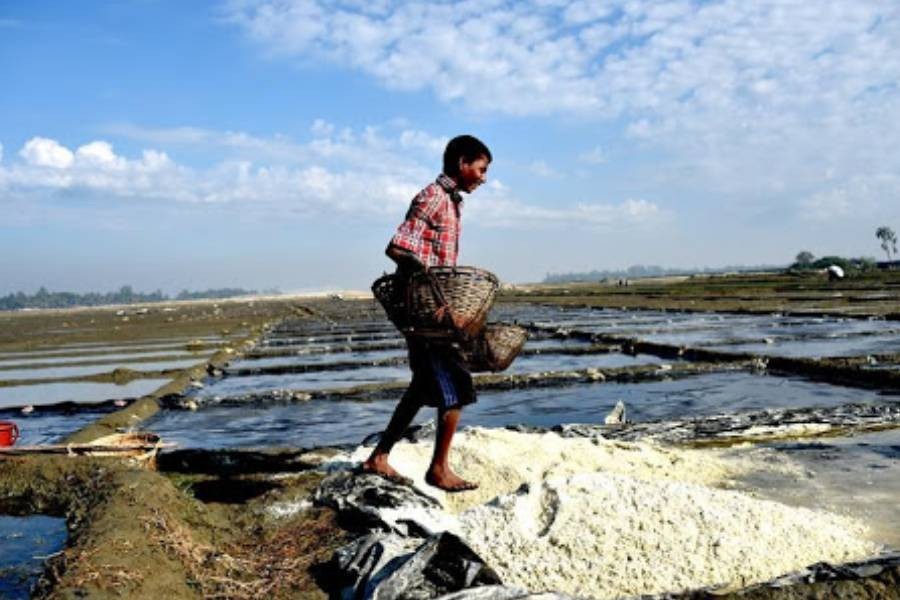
<box><xmin>143</xmin><ymin>506</ymin><xmax>341</xmax><ymax>599</ymax></box>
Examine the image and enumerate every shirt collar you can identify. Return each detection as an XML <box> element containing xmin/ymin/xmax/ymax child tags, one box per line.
<box><xmin>436</xmin><ymin>173</ymin><xmax>463</xmax><ymax>203</ymax></box>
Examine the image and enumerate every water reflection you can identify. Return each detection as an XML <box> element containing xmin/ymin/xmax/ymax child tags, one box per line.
<box><xmin>0</xmin><ymin>515</ymin><xmax>68</xmax><ymax>600</ymax></box>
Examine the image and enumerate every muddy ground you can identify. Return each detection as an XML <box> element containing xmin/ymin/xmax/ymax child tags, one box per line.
<box><xmin>2</xmin><ymin>274</ymin><xmax>900</xmax><ymax>598</ymax></box>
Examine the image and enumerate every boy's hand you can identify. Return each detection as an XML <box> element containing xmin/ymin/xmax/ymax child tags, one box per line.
<box><xmin>433</xmin><ymin>305</ymin><xmax>467</xmax><ymax>331</ymax></box>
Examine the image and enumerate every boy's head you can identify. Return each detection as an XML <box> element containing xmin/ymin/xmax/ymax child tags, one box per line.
<box><xmin>443</xmin><ymin>135</ymin><xmax>491</xmax><ymax>193</ymax></box>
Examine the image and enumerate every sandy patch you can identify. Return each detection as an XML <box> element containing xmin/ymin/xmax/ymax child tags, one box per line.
<box><xmin>344</xmin><ymin>428</ymin><xmax>878</xmax><ymax>597</ymax></box>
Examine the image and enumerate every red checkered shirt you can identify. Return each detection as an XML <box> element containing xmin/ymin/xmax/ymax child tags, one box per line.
<box><xmin>390</xmin><ymin>174</ymin><xmax>462</xmax><ymax>267</ymax></box>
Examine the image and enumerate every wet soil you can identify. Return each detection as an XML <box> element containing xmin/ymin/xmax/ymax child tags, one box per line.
<box><xmin>0</xmin><ymin>453</ymin><xmax>347</xmax><ymax>599</ymax></box>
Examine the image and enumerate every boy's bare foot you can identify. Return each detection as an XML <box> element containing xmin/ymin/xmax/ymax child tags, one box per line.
<box><xmin>361</xmin><ymin>455</ymin><xmax>412</xmax><ymax>485</ymax></box>
<box><xmin>425</xmin><ymin>466</ymin><xmax>479</xmax><ymax>492</ymax></box>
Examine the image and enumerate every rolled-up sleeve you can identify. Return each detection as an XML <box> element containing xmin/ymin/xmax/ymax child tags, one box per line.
<box><xmin>390</xmin><ymin>185</ymin><xmax>443</xmax><ymax>265</ymax></box>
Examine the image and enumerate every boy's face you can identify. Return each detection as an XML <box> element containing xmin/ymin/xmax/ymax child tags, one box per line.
<box><xmin>458</xmin><ymin>154</ymin><xmax>490</xmax><ymax>193</ymax></box>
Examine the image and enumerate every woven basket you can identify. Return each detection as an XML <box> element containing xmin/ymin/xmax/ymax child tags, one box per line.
<box><xmin>372</xmin><ymin>272</ymin><xmax>410</xmax><ymax>330</ymax></box>
<box><xmin>372</xmin><ymin>267</ymin><xmax>499</xmax><ymax>339</ymax></box>
<box><xmin>407</xmin><ymin>267</ymin><xmax>499</xmax><ymax>338</ymax></box>
<box><xmin>460</xmin><ymin>324</ymin><xmax>527</xmax><ymax>372</ymax></box>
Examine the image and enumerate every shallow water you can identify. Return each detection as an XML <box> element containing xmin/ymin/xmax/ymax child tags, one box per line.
<box><xmin>0</xmin><ymin>378</ymin><xmax>170</xmax><ymax>409</ymax></box>
<box><xmin>195</xmin><ymin>364</ymin><xmax>412</xmax><ymax>397</ymax></box>
<box><xmin>738</xmin><ymin>428</ymin><xmax>900</xmax><ymax>549</ymax></box>
<box><xmin>0</xmin><ymin>349</ymin><xmax>213</xmax><ymax>368</ymax></box>
<box><xmin>145</xmin><ymin>396</ymin><xmax>418</xmax><ymax>449</ymax></box>
<box><xmin>0</xmin><ymin>358</ymin><xmax>206</xmax><ymax>383</ymax></box>
<box><xmin>707</xmin><ymin>334</ymin><xmax>900</xmax><ymax>358</ymax></box>
<box><xmin>0</xmin><ymin>335</ymin><xmax>225</xmax><ymax>357</ymax></box>
<box><xmin>521</xmin><ymin>337</ymin><xmax>591</xmax><ymax>349</ymax></box>
<box><xmin>513</xmin><ymin>305</ymin><xmax>900</xmax><ymax>358</ymax></box>
<box><xmin>0</xmin><ymin>515</ymin><xmax>68</xmax><ymax>600</ymax></box>
<box><xmin>506</xmin><ymin>352</ymin><xmax>664</xmax><ymax>373</ymax></box>
<box><xmin>260</xmin><ymin>333</ymin><xmax>402</xmax><ymax>349</ymax></box>
<box><xmin>229</xmin><ymin>348</ymin><xmax>407</xmax><ymax>370</ymax></box>
<box><xmin>465</xmin><ymin>372</ymin><xmax>886</xmax><ymax>429</ymax></box>
<box><xmin>148</xmin><ymin>372</ymin><xmax>883</xmax><ymax>450</ymax></box>
<box><xmin>0</xmin><ymin>405</ymin><xmax>119</xmax><ymax>445</ymax></box>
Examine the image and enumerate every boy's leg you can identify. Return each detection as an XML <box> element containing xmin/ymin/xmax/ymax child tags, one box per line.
<box><xmin>362</xmin><ymin>389</ymin><xmax>420</xmax><ymax>480</ymax></box>
<box><xmin>425</xmin><ymin>406</ymin><xmax>478</xmax><ymax>491</ymax></box>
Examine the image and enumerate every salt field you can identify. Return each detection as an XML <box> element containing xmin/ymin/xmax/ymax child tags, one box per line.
<box><xmin>3</xmin><ymin>289</ymin><xmax>900</xmax><ymax>598</ymax></box>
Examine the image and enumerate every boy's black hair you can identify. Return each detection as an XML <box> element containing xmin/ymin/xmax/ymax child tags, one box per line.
<box><xmin>443</xmin><ymin>135</ymin><xmax>492</xmax><ymax>177</ymax></box>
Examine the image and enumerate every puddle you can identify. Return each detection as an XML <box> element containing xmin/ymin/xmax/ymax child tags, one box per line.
<box><xmin>0</xmin><ymin>515</ymin><xmax>68</xmax><ymax>600</ymax></box>
<box><xmin>737</xmin><ymin>428</ymin><xmax>900</xmax><ymax>549</ymax></box>
<box><xmin>0</xmin><ymin>378</ymin><xmax>171</xmax><ymax>409</ymax></box>
<box><xmin>0</xmin><ymin>358</ymin><xmax>206</xmax><ymax>383</ymax></box>
<box><xmin>0</xmin><ymin>405</ymin><xmax>119</xmax><ymax>445</ymax></box>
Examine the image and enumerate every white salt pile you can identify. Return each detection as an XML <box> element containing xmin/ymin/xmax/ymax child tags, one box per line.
<box><xmin>347</xmin><ymin>428</ymin><xmax>879</xmax><ymax>598</ymax></box>
<box><xmin>458</xmin><ymin>472</ymin><xmax>874</xmax><ymax>597</ymax></box>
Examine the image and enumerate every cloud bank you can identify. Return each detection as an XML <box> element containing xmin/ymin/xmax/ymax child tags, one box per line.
<box><xmin>223</xmin><ymin>0</ymin><xmax>900</xmax><ymax>222</ymax></box>
<box><xmin>1</xmin><ymin>125</ymin><xmax>660</xmax><ymax>228</ymax></box>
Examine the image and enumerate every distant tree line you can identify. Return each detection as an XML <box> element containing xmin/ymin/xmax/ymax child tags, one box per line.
<box><xmin>543</xmin><ymin>263</ymin><xmax>783</xmax><ymax>284</ymax></box>
<box><xmin>789</xmin><ymin>252</ymin><xmax>877</xmax><ymax>272</ymax></box>
<box><xmin>0</xmin><ymin>285</ymin><xmax>275</xmax><ymax>310</ymax></box>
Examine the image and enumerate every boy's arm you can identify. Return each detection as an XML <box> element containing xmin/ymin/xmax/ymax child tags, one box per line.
<box><xmin>387</xmin><ymin>243</ymin><xmax>464</xmax><ymax>330</ymax></box>
<box><xmin>386</xmin><ymin>243</ymin><xmax>426</xmax><ymax>275</ymax></box>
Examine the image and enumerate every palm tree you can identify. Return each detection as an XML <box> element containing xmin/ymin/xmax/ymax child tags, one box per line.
<box><xmin>876</xmin><ymin>226</ymin><xmax>898</xmax><ymax>261</ymax></box>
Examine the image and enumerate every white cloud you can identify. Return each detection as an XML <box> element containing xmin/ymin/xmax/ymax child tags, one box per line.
<box><xmin>20</xmin><ymin>137</ymin><xmax>74</xmax><ymax>168</ymax></box>
<box><xmin>579</xmin><ymin>146</ymin><xmax>606</xmax><ymax>165</ymax></box>
<box><xmin>2</xmin><ymin>125</ymin><xmax>657</xmax><ymax>229</ymax></box>
<box><xmin>799</xmin><ymin>174</ymin><xmax>900</xmax><ymax>222</ymax></box>
<box><xmin>529</xmin><ymin>160</ymin><xmax>559</xmax><ymax>178</ymax></box>
<box><xmin>75</xmin><ymin>141</ymin><xmax>125</xmax><ymax>169</ymax></box>
<box><xmin>223</xmin><ymin>0</ymin><xmax>900</xmax><ymax>220</ymax></box>
<box><xmin>468</xmin><ymin>181</ymin><xmax>663</xmax><ymax>229</ymax></box>
<box><xmin>223</xmin><ymin>1</ymin><xmax>900</xmax><ymax>120</ymax></box>
<box><xmin>310</xmin><ymin>118</ymin><xmax>334</xmax><ymax>137</ymax></box>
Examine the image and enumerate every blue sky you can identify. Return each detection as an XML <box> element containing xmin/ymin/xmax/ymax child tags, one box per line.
<box><xmin>2</xmin><ymin>0</ymin><xmax>899</xmax><ymax>294</ymax></box>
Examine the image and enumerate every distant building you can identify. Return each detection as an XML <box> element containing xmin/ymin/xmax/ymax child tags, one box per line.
<box><xmin>876</xmin><ymin>260</ymin><xmax>900</xmax><ymax>270</ymax></box>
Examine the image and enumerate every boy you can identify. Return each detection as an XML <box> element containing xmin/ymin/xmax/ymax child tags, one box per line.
<box><xmin>363</xmin><ymin>134</ymin><xmax>491</xmax><ymax>492</ymax></box>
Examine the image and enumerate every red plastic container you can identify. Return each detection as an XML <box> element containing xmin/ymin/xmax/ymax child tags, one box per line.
<box><xmin>0</xmin><ymin>421</ymin><xmax>19</xmax><ymax>447</ymax></box>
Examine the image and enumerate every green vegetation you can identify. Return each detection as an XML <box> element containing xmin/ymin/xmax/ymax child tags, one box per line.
<box><xmin>787</xmin><ymin>254</ymin><xmax>877</xmax><ymax>273</ymax></box>
<box><xmin>0</xmin><ymin>285</ymin><xmax>277</xmax><ymax>311</ymax></box>
<box><xmin>543</xmin><ymin>263</ymin><xmax>782</xmax><ymax>283</ymax></box>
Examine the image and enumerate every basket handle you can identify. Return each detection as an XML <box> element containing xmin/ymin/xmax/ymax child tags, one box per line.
<box><xmin>425</xmin><ymin>270</ymin><xmax>456</xmax><ymax>328</ymax></box>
